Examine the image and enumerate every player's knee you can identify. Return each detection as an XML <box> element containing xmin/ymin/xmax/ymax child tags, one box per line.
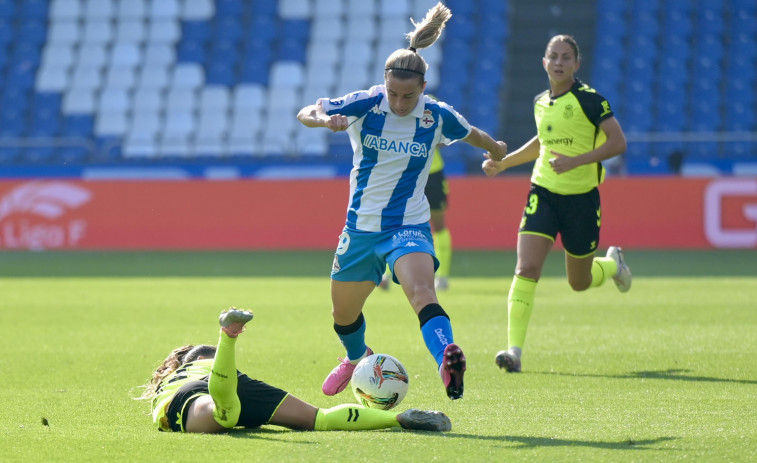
<box><xmin>568</xmin><ymin>278</ymin><xmax>591</xmax><ymax>292</ymax></box>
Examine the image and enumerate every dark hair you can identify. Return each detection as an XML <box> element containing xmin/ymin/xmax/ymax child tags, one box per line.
<box><xmin>546</xmin><ymin>34</ymin><xmax>581</xmax><ymax>62</ymax></box>
<box><xmin>183</xmin><ymin>344</ymin><xmax>216</xmax><ymax>363</ymax></box>
<box><xmin>139</xmin><ymin>344</ymin><xmax>216</xmax><ymax>399</ymax></box>
<box><xmin>384</xmin><ymin>2</ymin><xmax>452</xmax><ymax>83</ymax></box>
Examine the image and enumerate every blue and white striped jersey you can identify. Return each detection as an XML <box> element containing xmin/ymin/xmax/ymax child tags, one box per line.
<box><xmin>319</xmin><ymin>85</ymin><xmax>471</xmax><ymax>232</ymax></box>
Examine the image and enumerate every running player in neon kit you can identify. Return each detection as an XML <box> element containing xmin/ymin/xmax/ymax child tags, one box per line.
<box><xmin>297</xmin><ymin>2</ymin><xmax>507</xmax><ymax>400</ymax></box>
<box><xmin>140</xmin><ymin>308</ymin><xmax>451</xmax><ymax>433</ymax></box>
<box><xmin>482</xmin><ymin>34</ymin><xmax>631</xmax><ymax>373</ymax></box>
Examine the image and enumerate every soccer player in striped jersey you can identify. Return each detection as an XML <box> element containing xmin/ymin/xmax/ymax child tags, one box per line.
<box><xmin>297</xmin><ymin>2</ymin><xmax>507</xmax><ymax>400</ymax></box>
<box><xmin>482</xmin><ymin>35</ymin><xmax>631</xmax><ymax>373</ymax></box>
<box><xmin>140</xmin><ymin>308</ymin><xmax>451</xmax><ymax>433</ymax></box>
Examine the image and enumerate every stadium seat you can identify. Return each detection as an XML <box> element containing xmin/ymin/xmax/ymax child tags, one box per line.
<box><xmin>83</xmin><ymin>0</ymin><xmax>114</xmax><ymax>20</ymax></box>
<box><xmin>165</xmin><ymin>87</ymin><xmax>197</xmax><ymax>112</ymax></box>
<box><xmin>36</xmin><ymin>67</ymin><xmax>69</xmax><ymax>92</ymax></box>
<box><xmin>181</xmin><ymin>0</ymin><xmax>214</xmax><ymax>20</ymax></box>
<box><xmin>50</xmin><ymin>0</ymin><xmax>82</xmax><ymax>21</ymax></box>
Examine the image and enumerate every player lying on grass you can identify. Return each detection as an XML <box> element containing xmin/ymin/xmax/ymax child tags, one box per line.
<box><xmin>139</xmin><ymin>308</ymin><xmax>451</xmax><ymax>433</ymax></box>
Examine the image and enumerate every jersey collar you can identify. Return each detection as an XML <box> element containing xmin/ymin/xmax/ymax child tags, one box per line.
<box><xmin>379</xmin><ymin>91</ymin><xmax>427</xmax><ymax>118</ymax></box>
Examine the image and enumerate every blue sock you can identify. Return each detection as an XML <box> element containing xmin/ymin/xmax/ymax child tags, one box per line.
<box><xmin>418</xmin><ymin>304</ymin><xmax>453</xmax><ymax>367</ymax></box>
<box><xmin>334</xmin><ymin>312</ymin><xmax>367</xmax><ymax>361</ymax></box>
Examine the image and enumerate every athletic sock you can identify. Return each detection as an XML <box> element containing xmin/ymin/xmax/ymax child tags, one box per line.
<box><xmin>418</xmin><ymin>303</ymin><xmax>453</xmax><ymax>367</ymax></box>
<box><xmin>334</xmin><ymin>312</ymin><xmax>368</xmax><ymax>362</ymax></box>
<box><xmin>313</xmin><ymin>404</ymin><xmax>399</xmax><ymax>431</ymax></box>
<box><xmin>209</xmin><ymin>331</ymin><xmax>241</xmax><ymax>428</ymax></box>
<box><xmin>433</xmin><ymin>228</ymin><xmax>452</xmax><ymax>278</ymax></box>
<box><xmin>508</xmin><ymin>275</ymin><xmax>537</xmax><ymax>350</ymax></box>
<box><xmin>590</xmin><ymin>257</ymin><xmax>618</xmax><ymax>288</ymax></box>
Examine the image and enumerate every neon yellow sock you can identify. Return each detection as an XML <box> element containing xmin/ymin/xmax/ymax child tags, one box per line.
<box><xmin>209</xmin><ymin>331</ymin><xmax>241</xmax><ymax>428</ymax></box>
<box><xmin>313</xmin><ymin>404</ymin><xmax>399</xmax><ymax>431</ymax></box>
<box><xmin>508</xmin><ymin>275</ymin><xmax>537</xmax><ymax>349</ymax></box>
<box><xmin>433</xmin><ymin>228</ymin><xmax>452</xmax><ymax>277</ymax></box>
<box><xmin>590</xmin><ymin>257</ymin><xmax>618</xmax><ymax>288</ymax></box>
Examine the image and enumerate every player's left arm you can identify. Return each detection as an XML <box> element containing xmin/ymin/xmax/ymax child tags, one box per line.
<box><xmin>463</xmin><ymin>126</ymin><xmax>508</xmax><ymax>161</ymax></box>
<box><xmin>549</xmin><ymin>117</ymin><xmax>627</xmax><ymax>174</ymax></box>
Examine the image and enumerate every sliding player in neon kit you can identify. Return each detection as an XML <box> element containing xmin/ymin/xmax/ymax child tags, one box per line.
<box><xmin>297</xmin><ymin>2</ymin><xmax>507</xmax><ymax>400</ymax></box>
<box><xmin>140</xmin><ymin>308</ymin><xmax>451</xmax><ymax>433</ymax></box>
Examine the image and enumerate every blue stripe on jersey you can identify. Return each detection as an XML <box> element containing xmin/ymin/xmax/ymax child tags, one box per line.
<box><xmin>324</xmin><ymin>92</ymin><xmax>382</xmax><ymax>119</ymax></box>
<box><xmin>346</xmin><ymin>108</ymin><xmax>387</xmax><ymax>229</ymax></box>
<box><xmin>439</xmin><ymin>104</ymin><xmax>470</xmax><ymax>140</ymax></box>
<box><xmin>381</xmin><ymin>112</ymin><xmax>438</xmax><ymax>229</ymax></box>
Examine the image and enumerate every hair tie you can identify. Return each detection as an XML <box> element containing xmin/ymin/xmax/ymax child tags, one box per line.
<box><xmin>408</xmin><ymin>46</ymin><xmax>417</xmax><ymax>52</ymax></box>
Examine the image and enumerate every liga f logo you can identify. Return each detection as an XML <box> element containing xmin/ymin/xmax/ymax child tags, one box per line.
<box><xmin>0</xmin><ymin>181</ymin><xmax>91</xmax><ymax>249</ymax></box>
<box><xmin>704</xmin><ymin>179</ymin><xmax>757</xmax><ymax>248</ymax></box>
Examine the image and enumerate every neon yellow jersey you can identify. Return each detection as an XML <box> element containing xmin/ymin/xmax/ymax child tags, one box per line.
<box><xmin>429</xmin><ymin>147</ymin><xmax>444</xmax><ymax>174</ymax></box>
<box><xmin>151</xmin><ymin>359</ymin><xmax>213</xmax><ymax>431</ymax></box>
<box><xmin>531</xmin><ymin>79</ymin><xmax>613</xmax><ymax>195</ymax></box>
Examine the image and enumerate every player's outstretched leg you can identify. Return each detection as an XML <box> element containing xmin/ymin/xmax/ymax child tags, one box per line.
<box><xmin>219</xmin><ymin>308</ymin><xmax>254</xmax><ymax>338</ymax></box>
<box><xmin>396</xmin><ymin>409</ymin><xmax>452</xmax><ymax>432</ymax></box>
<box><xmin>495</xmin><ymin>346</ymin><xmax>522</xmax><ymax>373</ymax></box>
<box><xmin>439</xmin><ymin>343</ymin><xmax>466</xmax><ymax>400</ymax></box>
<box><xmin>606</xmin><ymin>246</ymin><xmax>632</xmax><ymax>292</ymax></box>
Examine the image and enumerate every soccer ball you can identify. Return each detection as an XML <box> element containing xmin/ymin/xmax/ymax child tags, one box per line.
<box><xmin>351</xmin><ymin>353</ymin><xmax>409</xmax><ymax>410</ymax></box>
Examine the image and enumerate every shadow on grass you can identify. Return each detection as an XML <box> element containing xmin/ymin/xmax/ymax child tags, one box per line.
<box><xmin>485</xmin><ymin>435</ymin><xmax>677</xmax><ymax>450</ymax></box>
<box><xmin>536</xmin><ymin>368</ymin><xmax>757</xmax><ymax>385</ymax></box>
<box><xmin>227</xmin><ymin>427</ymin><xmax>319</xmax><ymax>444</ymax></box>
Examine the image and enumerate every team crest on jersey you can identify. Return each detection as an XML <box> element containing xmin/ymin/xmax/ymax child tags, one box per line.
<box><xmin>563</xmin><ymin>104</ymin><xmax>574</xmax><ymax>119</ymax></box>
<box><xmin>419</xmin><ymin>110</ymin><xmax>435</xmax><ymax>128</ymax></box>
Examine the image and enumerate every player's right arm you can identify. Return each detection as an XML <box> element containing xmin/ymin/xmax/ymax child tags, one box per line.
<box><xmin>297</xmin><ymin>103</ymin><xmax>349</xmax><ymax>132</ymax></box>
<box><xmin>482</xmin><ymin>135</ymin><xmax>541</xmax><ymax>177</ymax></box>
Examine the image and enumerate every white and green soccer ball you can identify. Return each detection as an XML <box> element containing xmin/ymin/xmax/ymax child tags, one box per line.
<box><xmin>351</xmin><ymin>353</ymin><xmax>409</xmax><ymax>410</ymax></box>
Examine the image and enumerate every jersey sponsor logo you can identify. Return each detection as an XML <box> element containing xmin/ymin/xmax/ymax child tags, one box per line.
<box><xmin>704</xmin><ymin>178</ymin><xmax>757</xmax><ymax>248</ymax></box>
<box><xmin>420</xmin><ymin>109</ymin><xmax>435</xmax><ymax>128</ymax></box>
<box><xmin>0</xmin><ymin>181</ymin><xmax>91</xmax><ymax>250</ymax></box>
<box><xmin>362</xmin><ymin>134</ymin><xmax>429</xmax><ymax>157</ymax></box>
<box><xmin>542</xmin><ymin>136</ymin><xmax>574</xmax><ymax>146</ymax></box>
<box><xmin>563</xmin><ymin>104</ymin><xmax>574</xmax><ymax>119</ymax></box>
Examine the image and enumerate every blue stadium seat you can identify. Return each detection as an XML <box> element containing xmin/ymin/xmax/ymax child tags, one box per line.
<box><xmin>0</xmin><ymin>147</ymin><xmax>20</xmax><ymax>163</ymax></box>
<box><xmin>281</xmin><ymin>20</ymin><xmax>310</xmax><ymax>42</ymax></box>
<box><xmin>206</xmin><ymin>61</ymin><xmax>235</xmax><ymax>86</ymax></box>
<box><xmin>57</xmin><ymin>146</ymin><xmax>90</xmax><ymax>163</ymax></box>
<box><xmin>276</xmin><ymin>38</ymin><xmax>307</xmax><ymax>63</ymax></box>
<box><xmin>63</xmin><ymin>115</ymin><xmax>95</xmax><ymax>137</ymax></box>
<box><xmin>0</xmin><ymin>0</ymin><xmax>16</xmax><ymax>19</ymax></box>
<box><xmin>177</xmin><ymin>40</ymin><xmax>206</xmax><ymax>63</ymax></box>
<box><xmin>17</xmin><ymin>20</ymin><xmax>47</xmax><ymax>44</ymax></box>
<box><xmin>20</xmin><ymin>0</ymin><xmax>48</xmax><ymax>19</ymax></box>
<box><xmin>24</xmin><ymin>146</ymin><xmax>55</xmax><ymax>163</ymax></box>
<box><xmin>29</xmin><ymin>110</ymin><xmax>61</xmax><ymax>136</ymax></box>
<box><xmin>213</xmin><ymin>16</ymin><xmax>243</xmax><ymax>42</ymax></box>
<box><xmin>216</xmin><ymin>0</ymin><xmax>244</xmax><ymax>17</ymax></box>
<box><xmin>182</xmin><ymin>20</ymin><xmax>211</xmax><ymax>42</ymax></box>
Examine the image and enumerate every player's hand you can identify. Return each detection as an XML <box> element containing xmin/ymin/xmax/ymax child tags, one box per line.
<box><xmin>325</xmin><ymin>114</ymin><xmax>349</xmax><ymax>132</ymax></box>
<box><xmin>548</xmin><ymin>150</ymin><xmax>578</xmax><ymax>174</ymax></box>
<box><xmin>482</xmin><ymin>154</ymin><xmax>506</xmax><ymax>177</ymax></box>
<box><xmin>489</xmin><ymin>140</ymin><xmax>508</xmax><ymax>162</ymax></box>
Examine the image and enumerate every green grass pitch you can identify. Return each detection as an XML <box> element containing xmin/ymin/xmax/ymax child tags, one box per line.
<box><xmin>1</xmin><ymin>250</ymin><xmax>755</xmax><ymax>462</ymax></box>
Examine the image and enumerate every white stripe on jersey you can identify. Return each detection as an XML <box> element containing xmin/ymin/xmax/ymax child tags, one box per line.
<box><xmin>318</xmin><ymin>85</ymin><xmax>471</xmax><ymax>232</ymax></box>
